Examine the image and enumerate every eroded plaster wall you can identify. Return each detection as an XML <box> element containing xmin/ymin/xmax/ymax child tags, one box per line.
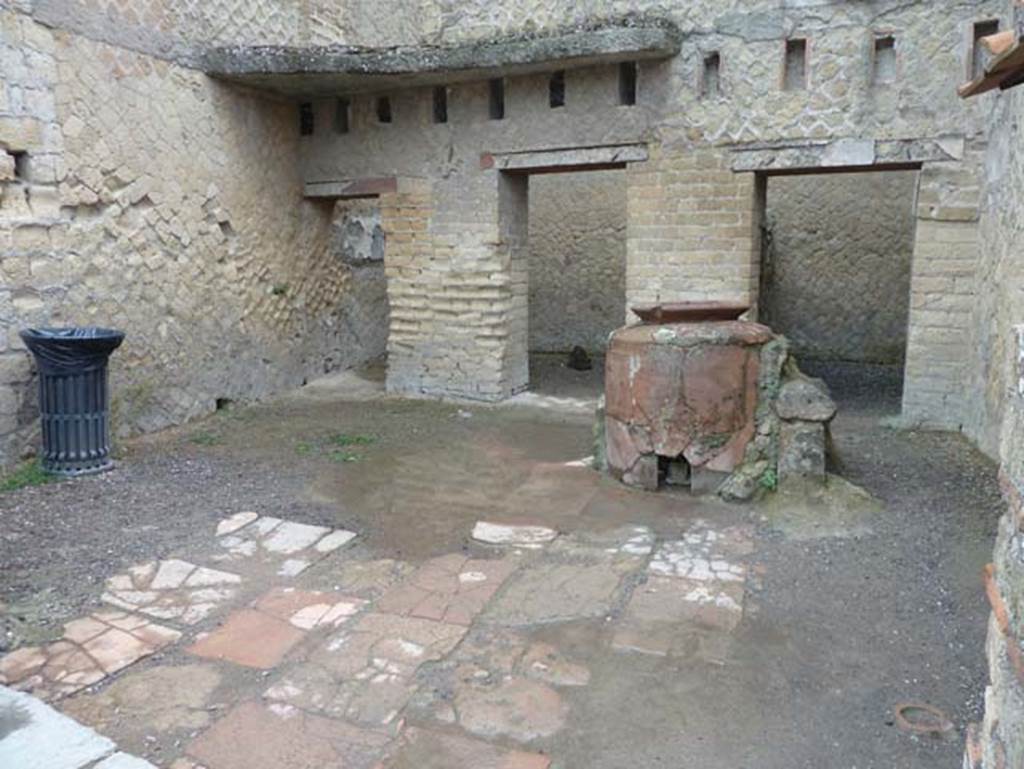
<box><xmin>528</xmin><ymin>170</ymin><xmax>626</xmax><ymax>354</ymax></box>
<box><xmin>762</xmin><ymin>171</ymin><xmax>918</xmax><ymax>365</ymax></box>
<box><xmin>0</xmin><ymin>8</ymin><xmax>376</xmax><ymax>467</ymax></box>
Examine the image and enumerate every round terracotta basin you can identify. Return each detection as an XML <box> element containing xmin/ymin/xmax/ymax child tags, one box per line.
<box><xmin>631</xmin><ymin>301</ymin><xmax>750</xmax><ymax>324</ymax></box>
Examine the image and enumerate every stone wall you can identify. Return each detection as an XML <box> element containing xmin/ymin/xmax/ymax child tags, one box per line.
<box><xmin>296</xmin><ymin>0</ymin><xmax>1001</xmax><ymax>409</ymax></box>
<box><xmin>0</xmin><ymin>8</ymin><xmax>379</xmax><ymax>468</ymax></box>
<box><xmin>965</xmin><ymin>54</ymin><xmax>1024</xmax><ymax>769</ymax></box>
<box><xmin>528</xmin><ymin>170</ymin><xmax>626</xmax><ymax>354</ymax></box>
<box><xmin>0</xmin><ymin>0</ymin><xmax>1016</xmax><ymax>442</ymax></box>
<box><xmin>762</xmin><ymin>171</ymin><xmax>917</xmax><ymax>365</ymax></box>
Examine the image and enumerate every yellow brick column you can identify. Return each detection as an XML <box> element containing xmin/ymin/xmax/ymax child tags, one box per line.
<box><xmin>625</xmin><ymin>145</ymin><xmax>762</xmax><ymax>318</ymax></box>
<box><xmin>902</xmin><ymin>155</ymin><xmax>983</xmax><ymax>429</ymax></box>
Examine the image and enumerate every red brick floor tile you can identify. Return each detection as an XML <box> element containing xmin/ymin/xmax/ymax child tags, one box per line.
<box><xmin>187</xmin><ymin>701</ymin><xmax>392</xmax><ymax>769</ymax></box>
<box><xmin>383</xmin><ymin>727</ymin><xmax>550</xmax><ymax>769</ymax></box>
<box><xmin>187</xmin><ymin>610</ymin><xmax>304</xmax><ymax>669</ymax></box>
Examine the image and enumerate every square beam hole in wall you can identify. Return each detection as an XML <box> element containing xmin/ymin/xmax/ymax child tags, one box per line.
<box><xmin>433</xmin><ymin>86</ymin><xmax>448</xmax><ymax>124</ymax></box>
<box><xmin>872</xmin><ymin>36</ymin><xmax>896</xmax><ymax>84</ymax></box>
<box><xmin>489</xmin><ymin>78</ymin><xmax>505</xmax><ymax>120</ymax></box>
<box><xmin>299</xmin><ymin>102</ymin><xmax>314</xmax><ymax>136</ymax></box>
<box><xmin>783</xmin><ymin>38</ymin><xmax>808</xmax><ymax>90</ymax></box>
<box><xmin>702</xmin><ymin>52</ymin><xmax>721</xmax><ymax>97</ymax></box>
<box><xmin>619</xmin><ymin>61</ymin><xmax>637</xmax><ymax>105</ymax></box>
<box><xmin>972</xmin><ymin>19</ymin><xmax>1000</xmax><ymax>78</ymax></box>
<box><xmin>335</xmin><ymin>98</ymin><xmax>351</xmax><ymax>134</ymax></box>
<box><xmin>376</xmin><ymin>96</ymin><xmax>393</xmax><ymax>124</ymax></box>
<box><xmin>12</xmin><ymin>151</ymin><xmax>29</xmax><ymax>181</ymax></box>
<box><xmin>549</xmin><ymin>70</ymin><xmax>565</xmax><ymax>108</ymax></box>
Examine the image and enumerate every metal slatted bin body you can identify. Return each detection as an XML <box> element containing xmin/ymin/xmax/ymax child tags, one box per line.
<box><xmin>20</xmin><ymin>327</ymin><xmax>124</xmax><ymax>476</ymax></box>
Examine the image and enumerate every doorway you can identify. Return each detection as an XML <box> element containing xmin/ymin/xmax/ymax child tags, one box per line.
<box><xmin>523</xmin><ymin>169</ymin><xmax>627</xmax><ymax>401</ymax></box>
<box><xmin>761</xmin><ymin>170</ymin><xmax>920</xmax><ymax>413</ymax></box>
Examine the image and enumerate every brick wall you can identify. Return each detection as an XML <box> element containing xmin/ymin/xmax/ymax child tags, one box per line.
<box><xmin>625</xmin><ymin>146</ymin><xmax>762</xmax><ymax>313</ymax></box>
<box><xmin>965</xmin><ymin>46</ymin><xmax>1024</xmax><ymax>769</ymax></box>
<box><xmin>902</xmin><ymin>150</ymin><xmax>985</xmax><ymax>432</ymax></box>
<box><xmin>382</xmin><ymin>173</ymin><xmax>530</xmax><ymax>401</ymax></box>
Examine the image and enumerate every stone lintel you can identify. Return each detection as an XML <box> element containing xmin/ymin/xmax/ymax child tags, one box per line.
<box><xmin>304</xmin><ymin>177</ymin><xmax>398</xmax><ymax>199</ymax></box>
<box><xmin>203</xmin><ymin>25</ymin><xmax>681</xmax><ymax>97</ymax></box>
<box><xmin>483</xmin><ymin>144</ymin><xmax>648</xmax><ymax>174</ymax></box>
<box><xmin>729</xmin><ymin>136</ymin><xmax>966</xmax><ymax>174</ymax></box>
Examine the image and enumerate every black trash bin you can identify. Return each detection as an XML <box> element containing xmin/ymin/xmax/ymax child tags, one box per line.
<box><xmin>20</xmin><ymin>327</ymin><xmax>125</xmax><ymax>476</ymax></box>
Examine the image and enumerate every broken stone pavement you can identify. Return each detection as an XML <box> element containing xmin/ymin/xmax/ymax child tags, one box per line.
<box><xmin>0</xmin><ymin>514</ymin><xmax>760</xmax><ymax>768</ymax></box>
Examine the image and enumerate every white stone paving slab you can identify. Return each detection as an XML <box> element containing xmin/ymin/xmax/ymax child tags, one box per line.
<box><xmin>0</xmin><ymin>612</ymin><xmax>181</xmax><ymax>701</ymax></box>
<box><xmin>471</xmin><ymin>521</ymin><xmax>558</xmax><ymax>548</ymax></box>
<box><xmin>0</xmin><ymin>684</ymin><xmax>114</xmax><ymax>769</ymax></box>
<box><xmin>102</xmin><ymin>560</ymin><xmax>241</xmax><ymax>625</ymax></box>
<box><xmin>648</xmin><ymin>522</ymin><xmax>752</xmax><ymax>583</ymax></box>
<box><xmin>94</xmin><ymin>752</ymin><xmax>159</xmax><ymax>769</ymax></box>
<box><xmin>213</xmin><ymin>514</ymin><xmax>357</xmax><ymax>577</ymax></box>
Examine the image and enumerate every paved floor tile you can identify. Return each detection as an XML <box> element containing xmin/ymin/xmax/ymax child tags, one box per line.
<box><xmin>264</xmin><ymin>612</ymin><xmax>466</xmax><ymax>727</ymax></box>
<box><xmin>648</xmin><ymin>522</ymin><xmax>753</xmax><ymax>581</ymax></box>
<box><xmin>62</xmin><ymin>664</ymin><xmax>222</xmax><ymax>743</ymax></box>
<box><xmin>622</xmin><ymin>575</ymin><xmax>744</xmax><ymax>630</ymax></box>
<box><xmin>187</xmin><ymin>609</ymin><xmax>304</xmax><ymax>669</ymax></box>
<box><xmin>318</xmin><ymin>559</ymin><xmax>415</xmax><ymax>599</ymax></box>
<box><xmin>254</xmin><ymin>587</ymin><xmax>367</xmax><ymax>630</ymax></box>
<box><xmin>213</xmin><ymin>514</ymin><xmax>356</xmax><ymax>577</ymax></box>
<box><xmin>384</xmin><ymin>727</ymin><xmax>551</xmax><ymax>769</ymax></box>
<box><xmin>102</xmin><ymin>560</ymin><xmax>241</xmax><ymax>625</ymax></box>
<box><xmin>0</xmin><ymin>613</ymin><xmax>180</xmax><ymax>701</ymax></box>
<box><xmin>377</xmin><ymin>554</ymin><xmax>517</xmax><ymax>625</ymax></box>
<box><xmin>407</xmin><ymin>625</ymin><xmax>585</xmax><ymax>740</ymax></box>
<box><xmin>455</xmin><ymin>676</ymin><xmax>569</xmax><ymax>742</ymax></box>
<box><xmin>613</xmin><ymin>521</ymin><xmax>753</xmax><ymax>657</ymax></box>
<box><xmin>484</xmin><ymin>562</ymin><xmax>625</xmax><ymax>626</ymax></box>
<box><xmin>186</xmin><ymin>701</ymin><xmax>393</xmax><ymax>769</ymax></box>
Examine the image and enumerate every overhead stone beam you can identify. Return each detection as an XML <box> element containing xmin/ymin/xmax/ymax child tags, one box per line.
<box><xmin>480</xmin><ymin>144</ymin><xmax>648</xmax><ymax>174</ymax></box>
<box><xmin>202</xmin><ymin>24</ymin><xmax>682</xmax><ymax>97</ymax></box>
<box><xmin>304</xmin><ymin>177</ymin><xmax>398</xmax><ymax>199</ymax></box>
<box><xmin>729</xmin><ymin>136</ymin><xmax>966</xmax><ymax>174</ymax></box>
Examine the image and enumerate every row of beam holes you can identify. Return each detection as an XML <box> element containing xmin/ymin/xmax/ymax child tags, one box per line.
<box><xmin>299</xmin><ymin>61</ymin><xmax>639</xmax><ymax>135</ymax></box>
<box><xmin>779</xmin><ymin>35</ymin><xmax>898</xmax><ymax>91</ymax></box>
<box><xmin>300</xmin><ymin>22</ymin><xmax>997</xmax><ymax>136</ymax></box>
<box><xmin>699</xmin><ymin>36</ymin><xmax>899</xmax><ymax>95</ymax></box>
<box><xmin>779</xmin><ymin>21</ymin><xmax>998</xmax><ymax>92</ymax></box>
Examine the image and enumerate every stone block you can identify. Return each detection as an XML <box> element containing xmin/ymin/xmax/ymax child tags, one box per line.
<box><xmin>0</xmin><ymin>117</ymin><xmax>41</xmax><ymax>151</ymax></box>
<box><xmin>778</xmin><ymin>421</ymin><xmax>826</xmax><ymax>483</ymax></box>
<box><xmin>776</xmin><ymin>377</ymin><xmax>836</xmax><ymax>422</ymax></box>
<box><xmin>690</xmin><ymin>466</ymin><xmax>728</xmax><ymax>496</ymax></box>
<box><xmin>0</xmin><ymin>354</ymin><xmax>31</xmax><ymax>385</ymax></box>
<box><xmin>0</xmin><ymin>152</ymin><xmax>14</xmax><ymax>181</ymax></box>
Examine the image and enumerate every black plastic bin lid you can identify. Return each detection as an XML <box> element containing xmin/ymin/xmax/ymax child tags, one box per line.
<box><xmin>20</xmin><ymin>327</ymin><xmax>125</xmax><ymax>373</ymax></box>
